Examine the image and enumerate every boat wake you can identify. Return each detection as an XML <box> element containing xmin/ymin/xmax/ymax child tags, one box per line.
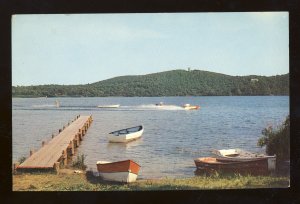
<box><xmin>32</xmin><ymin>104</ymin><xmax>57</xmax><ymax>108</ymax></box>
<box><xmin>24</xmin><ymin>104</ymin><xmax>185</xmax><ymax>111</ymax></box>
<box><xmin>135</xmin><ymin>104</ymin><xmax>184</xmax><ymax>111</ymax></box>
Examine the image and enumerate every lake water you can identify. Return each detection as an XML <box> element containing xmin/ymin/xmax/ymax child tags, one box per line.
<box><xmin>12</xmin><ymin>96</ymin><xmax>289</xmax><ymax>179</ymax></box>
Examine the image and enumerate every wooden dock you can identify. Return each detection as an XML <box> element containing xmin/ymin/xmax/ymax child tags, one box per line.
<box><xmin>15</xmin><ymin>115</ymin><xmax>93</xmax><ymax>172</ymax></box>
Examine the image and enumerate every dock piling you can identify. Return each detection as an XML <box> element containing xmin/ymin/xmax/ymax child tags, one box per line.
<box><xmin>13</xmin><ymin>162</ymin><xmax>20</xmax><ymax>173</ymax></box>
<box><xmin>30</xmin><ymin>149</ymin><xmax>34</xmax><ymax>156</ymax></box>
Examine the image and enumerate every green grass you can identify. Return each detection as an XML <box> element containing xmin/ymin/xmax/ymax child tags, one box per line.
<box><xmin>12</xmin><ymin>170</ymin><xmax>289</xmax><ymax>191</ymax></box>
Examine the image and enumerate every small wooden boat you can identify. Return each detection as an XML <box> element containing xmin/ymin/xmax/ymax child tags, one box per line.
<box><xmin>97</xmin><ymin>104</ymin><xmax>120</xmax><ymax>108</ymax></box>
<box><xmin>108</xmin><ymin>125</ymin><xmax>143</xmax><ymax>143</ymax></box>
<box><xmin>212</xmin><ymin>148</ymin><xmax>276</xmax><ymax>171</ymax></box>
<box><xmin>194</xmin><ymin>157</ymin><xmax>270</xmax><ymax>175</ymax></box>
<box><xmin>182</xmin><ymin>104</ymin><xmax>200</xmax><ymax>110</ymax></box>
<box><xmin>96</xmin><ymin>160</ymin><xmax>141</xmax><ymax>183</ymax></box>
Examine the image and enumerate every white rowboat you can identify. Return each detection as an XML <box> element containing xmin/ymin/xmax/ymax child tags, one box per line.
<box><xmin>108</xmin><ymin>125</ymin><xmax>144</xmax><ymax>143</ymax></box>
<box><xmin>96</xmin><ymin>160</ymin><xmax>141</xmax><ymax>183</ymax></box>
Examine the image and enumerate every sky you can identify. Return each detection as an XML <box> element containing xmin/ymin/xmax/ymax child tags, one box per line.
<box><xmin>12</xmin><ymin>12</ymin><xmax>289</xmax><ymax>86</ymax></box>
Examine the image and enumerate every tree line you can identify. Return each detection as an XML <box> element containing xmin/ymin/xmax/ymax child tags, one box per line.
<box><xmin>12</xmin><ymin>69</ymin><xmax>289</xmax><ymax>97</ymax></box>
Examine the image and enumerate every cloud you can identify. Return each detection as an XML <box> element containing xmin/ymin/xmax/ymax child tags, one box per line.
<box><xmin>94</xmin><ymin>25</ymin><xmax>167</xmax><ymax>42</ymax></box>
<box><xmin>248</xmin><ymin>12</ymin><xmax>288</xmax><ymax>22</ymax></box>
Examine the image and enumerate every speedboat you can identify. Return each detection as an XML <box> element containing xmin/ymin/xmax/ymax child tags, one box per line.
<box><xmin>182</xmin><ymin>104</ymin><xmax>200</xmax><ymax>110</ymax></box>
<box><xmin>97</xmin><ymin>104</ymin><xmax>120</xmax><ymax>108</ymax></box>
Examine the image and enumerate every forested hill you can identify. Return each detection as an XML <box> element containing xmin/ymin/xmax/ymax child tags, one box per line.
<box><xmin>12</xmin><ymin>69</ymin><xmax>289</xmax><ymax>97</ymax></box>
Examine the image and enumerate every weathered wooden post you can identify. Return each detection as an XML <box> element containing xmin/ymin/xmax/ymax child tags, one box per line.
<box><xmin>42</xmin><ymin>141</ymin><xmax>46</xmax><ymax>147</ymax></box>
<box><xmin>78</xmin><ymin>132</ymin><xmax>81</xmax><ymax>142</ymax></box>
<box><xmin>69</xmin><ymin>140</ymin><xmax>75</xmax><ymax>155</ymax></box>
<box><xmin>13</xmin><ymin>162</ymin><xmax>20</xmax><ymax>173</ymax></box>
<box><xmin>74</xmin><ymin>134</ymin><xmax>77</xmax><ymax>147</ymax></box>
<box><xmin>76</xmin><ymin>134</ymin><xmax>80</xmax><ymax>146</ymax></box>
<box><xmin>30</xmin><ymin>149</ymin><xmax>34</xmax><ymax>156</ymax></box>
<box><xmin>54</xmin><ymin>162</ymin><xmax>60</xmax><ymax>173</ymax></box>
<box><xmin>62</xmin><ymin>149</ymin><xmax>67</xmax><ymax>166</ymax></box>
<box><xmin>59</xmin><ymin>129</ymin><xmax>62</xmax><ymax>133</ymax></box>
<box><xmin>52</xmin><ymin>133</ymin><xmax>55</xmax><ymax>139</ymax></box>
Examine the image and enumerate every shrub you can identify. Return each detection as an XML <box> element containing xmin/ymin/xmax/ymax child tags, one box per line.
<box><xmin>257</xmin><ymin>115</ymin><xmax>290</xmax><ymax>162</ymax></box>
<box><xmin>18</xmin><ymin>156</ymin><xmax>27</xmax><ymax>164</ymax></box>
<box><xmin>72</xmin><ymin>154</ymin><xmax>87</xmax><ymax>170</ymax></box>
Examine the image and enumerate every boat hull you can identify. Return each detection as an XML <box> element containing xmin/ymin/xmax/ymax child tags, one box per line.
<box><xmin>108</xmin><ymin>126</ymin><xmax>143</xmax><ymax>143</ymax></box>
<box><xmin>182</xmin><ymin>104</ymin><xmax>200</xmax><ymax>110</ymax></box>
<box><xmin>212</xmin><ymin>149</ymin><xmax>276</xmax><ymax>171</ymax></box>
<box><xmin>96</xmin><ymin>160</ymin><xmax>140</xmax><ymax>183</ymax></box>
<box><xmin>98</xmin><ymin>172</ymin><xmax>138</xmax><ymax>183</ymax></box>
<box><xmin>183</xmin><ymin>106</ymin><xmax>200</xmax><ymax>110</ymax></box>
<box><xmin>97</xmin><ymin>104</ymin><xmax>120</xmax><ymax>108</ymax></box>
<box><xmin>194</xmin><ymin>157</ymin><xmax>270</xmax><ymax>175</ymax></box>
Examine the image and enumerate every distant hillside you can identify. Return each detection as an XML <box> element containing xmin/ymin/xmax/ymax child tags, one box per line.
<box><xmin>12</xmin><ymin>69</ymin><xmax>289</xmax><ymax>97</ymax></box>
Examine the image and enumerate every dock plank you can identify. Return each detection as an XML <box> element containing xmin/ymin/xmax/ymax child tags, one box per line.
<box><xmin>18</xmin><ymin>116</ymin><xmax>92</xmax><ymax>169</ymax></box>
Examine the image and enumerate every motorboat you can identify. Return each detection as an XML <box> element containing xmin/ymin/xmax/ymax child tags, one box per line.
<box><xmin>182</xmin><ymin>104</ymin><xmax>200</xmax><ymax>110</ymax></box>
<box><xmin>97</xmin><ymin>104</ymin><xmax>120</xmax><ymax>108</ymax></box>
<box><xmin>155</xmin><ymin>102</ymin><xmax>164</xmax><ymax>106</ymax></box>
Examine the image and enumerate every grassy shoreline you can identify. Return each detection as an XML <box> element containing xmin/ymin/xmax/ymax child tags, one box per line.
<box><xmin>12</xmin><ymin>169</ymin><xmax>289</xmax><ymax>191</ymax></box>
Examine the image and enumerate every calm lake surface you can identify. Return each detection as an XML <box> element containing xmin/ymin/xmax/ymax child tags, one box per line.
<box><xmin>12</xmin><ymin>96</ymin><xmax>289</xmax><ymax>179</ymax></box>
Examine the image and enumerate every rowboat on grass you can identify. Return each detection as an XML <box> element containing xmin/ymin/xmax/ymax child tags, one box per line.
<box><xmin>211</xmin><ymin>148</ymin><xmax>276</xmax><ymax>171</ymax></box>
<box><xmin>96</xmin><ymin>160</ymin><xmax>141</xmax><ymax>183</ymax></box>
<box><xmin>108</xmin><ymin>125</ymin><xmax>144</xmax><ymax>143</ymax></box>
<box><xmin>194</xmin><ymin>157</ymin><xmax>271</xmax><ymax>175</ymax></box>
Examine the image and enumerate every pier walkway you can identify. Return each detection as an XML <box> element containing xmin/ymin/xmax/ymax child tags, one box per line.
<box><xmin>16</xmin><ymin>115</ymin><xmax>93</xmax><ymax>172</ymax></box>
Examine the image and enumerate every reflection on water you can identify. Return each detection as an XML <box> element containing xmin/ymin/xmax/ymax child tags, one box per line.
<box><xmin>12</xmin><ymin>96</ymin><xmax>289</xmax><ymax>179</ymax></box>
<box><xmin>106</xmin><ymin>139</ymin><xmax>144</xmax><ymax>151</ymax></box>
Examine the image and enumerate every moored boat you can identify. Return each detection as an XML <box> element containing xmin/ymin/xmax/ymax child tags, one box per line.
<box><xmin>96</xmin><ymin>160</ymin><xmax>141</xmax><ymax>183</ymax></box>
<box><xmin>182</xmin><ymin>104</ymin><xmax>200</xmax><ymax>110</ymax></box>
<box><xmin>97</xmin><ymin>104</ymin><xmax>120</xmax><ymax>108</ymax></box>
<box><xmin>194</xmin><ymin>157</ymin><xmax>270</xmax><ymax>175</ymax></box>
<box><xmin>108</xmin><ymin>125</ymin><xmax>144</xmax><ymax>143</ymax></box>
<box><xmin>212</xmin><ymin>148</ymin><xmax>276</xmax><ymax>171</ymax></box>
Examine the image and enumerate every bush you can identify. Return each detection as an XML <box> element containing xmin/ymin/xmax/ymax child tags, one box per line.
<box><xmin>18</xmin><ymin>156</ymin><xmax>27</xmax><ymax>164</ymax></box>
<box><xmin>257</xmin><ymin>115</ymin><xmax>290</xmax><ymax>162</ymax></box>
<box><xmin>72</xmin><ymin>154</ymin><xmax>87</xmax><ymax>170</ymax></box>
